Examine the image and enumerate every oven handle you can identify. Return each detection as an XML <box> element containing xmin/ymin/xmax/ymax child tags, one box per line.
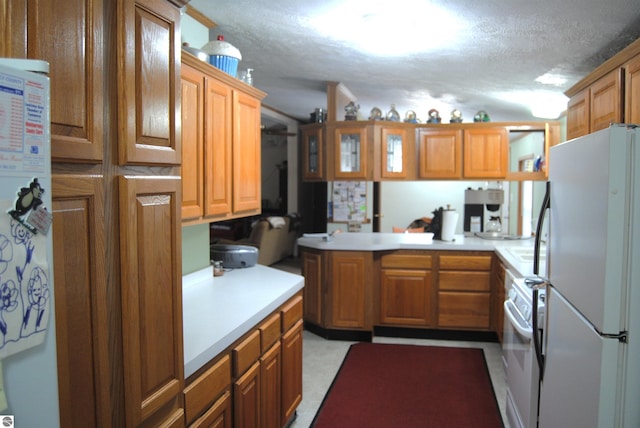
<box><xmin>503</xmin><ymin>300</ymin><xmax>533</xmax><ymax>339</ymax></box>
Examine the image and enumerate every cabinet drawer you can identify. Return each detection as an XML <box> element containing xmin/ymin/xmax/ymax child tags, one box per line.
<box><xmin>439</xmin><ymin>254</ymin><xmax>492</xmax><ymax>271</ymax></box>
<box><xmin>281</xmin><ymin>295</ymin><xmax>303</xmax><ymax>332</ymax></box>
<box><xmin>184</xmin><ymin>355</ymin><xmax>231</xmax><ymax>424</ymax></box>
<box><xmin>381</xmin><ymin>254</ymin><xmax>432</xmax><ymax>269</ymax></box>
<box><xmin>190</xmin><ymin>390</ymin><xmax>231</xmax><ymax>428</ymax></box>
<box><xmin>260</xmin><ymin>313</ymin><xmax>281</xmax><ymax>353</ymax></box>
<box><xmin>438</xmin><ymin>291</ymin><xmax>491</xmax><ymax>328</ymax></box>
<box><xmin>439</xmin><ymin>271</ymin><xmax>491</xmax><ymax>291</ymax></box>
<box><xmin>233</xmin><ymin>330</ymin><xmax>261</xmax><ymax>377</ymax></box>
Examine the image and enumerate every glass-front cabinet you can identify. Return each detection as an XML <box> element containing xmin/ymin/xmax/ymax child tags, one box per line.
<box><xmin>331</xmin><ymin>124</ymin><xmax>370</xmax><ymax>180</ymax></box>
<box><xmin>301</xmin><ymin>124</ymin><xmax>325</xmax><ymax>180</ymax></box>
<box><xmin>378</xmin><ymin>124</ymin><xmax>413</xmax><ymax>179</ymax></box>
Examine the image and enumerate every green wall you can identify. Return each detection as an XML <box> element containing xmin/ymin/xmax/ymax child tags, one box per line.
<box><xmin>182</xmin><ymin>223</ymin><xmax>210</xmax><ymax>275</ymax></box>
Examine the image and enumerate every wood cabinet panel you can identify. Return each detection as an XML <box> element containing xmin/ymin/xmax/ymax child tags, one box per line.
<box><xmin>439</xmin><ymin>271</ymin><xmax>491</xmax><ymax>292</ymax></box>
<box><xmin>190</xmin><ymin>391</ymin><xmax>232</xmax><ymax>428</ymax></box>
<box><xmin>184</xmin><ymin>355</ymin><xmax>230</xmax><ymax>425</ymax></box>
<box><xmin>260</xmin><ymin>342</ymin><xmax>282</xmax><ymax>428</ymax></box>
<box><xmin>418</xmin><ymin>128</ymin><xmax>463</xmax><ymax>179</ymax></box>
<box><xmin>281</xmin><ymin>294</ymin><xmax>303</xmax><ymax>332</ymax></box>
<box><xmin>331</xmin><ymin>125</ymin><xmax>370</xmax><ymax>180</ymax></box>
<box><xmin>119</xmin><ymin>175</ymin><xmax>184</xmax><ymax>426</ymax></box>
<box><xmin>52</xmin><ymin>175</ymin><xmax>111</xmax><ymax>428</ymax></box>
<box><xmin>438</xmin><ymin>291</ymin><xmax>491</xmax><ymax>328</ymax></box>
<box><xmin>25</xmin><ymin>0</ymin><xmax>104</xmax><ymax>161</ymax></box>
<box><xmin>234</xmin><ymin>362</ymin><xmax>261</xmax><ymax>428</ymax></box>
<box><xmin>302</xmin><ymin>250</ymin><xmax>323</xmax><ymax>325</ymax></box>
<box><xmin>590</xmin><ymin>68</ymin><xmax>623</xmax><ymax>133</ymax></box>
<box><xmin>204</xmin><ymin>75</ymin><xmax>233</xmax><ymax>216</ymax></box>
<box><xmin>330</xmin><ymin>252</ymin><xmax>371</xmax><ymax>329</ymax></box>
<box><xmin>281</xmin><ymin>320</ymin><xmax>303</xmax><ymax>424</ymax></box>
<box><xmin>379</xmin><ymin>125</ymin><xmax>411</xmax><ymax>179</ymax></box>
<box><xmin>439</xmin><ymin>254</ymin><xmax>492</xmax><ymax>271</ymax></box>
<box><xmin>181</xmin><ymin>63</ymin><xmax>205</xmax><ymax>219</ymax></box>
<box><xmin>566</xmin><ymin>88</ymin><xmax>590</xmax><ymax>140</ymax></box>
<box><xmin>233</xmin><ymin>330</ymin><xmax>261</xmax><ymax>378</ymax></box>
<box><xmin>301</xmin><ymin>124</ymin><xmax>325</xmax><ymax>180</ymax></box>
<box><xmin>119</xmin><ymin>0</ymin><xmax>181</xmax><ymax>165</ymax></box>
<box><xmin>232</xmin><ymin>90</ymin><xmax>262</xmax><ymax>213</ymax></box>
<box><xmin>381</xmin><ymin>253</ymin><xmax>432</xmax><ymax>269</ymax></box>
<box><xmin>463</xmin><ymin>127</ymin><xmax>508</xmax><ymax>178</ymax></box>
<box><xmin>625</xmin><ymin>54</ymin><xmax>640</xmax><ymax>124</ymax></box>
<box><xmin>259</xmin><ymin>314</ymin><xmax>281</xmax><ymax>353</ymax></box>
<box><xmin>380</xmin><ymin>268</ymin><xmax>432</xmax><ymax>326</ymax></box>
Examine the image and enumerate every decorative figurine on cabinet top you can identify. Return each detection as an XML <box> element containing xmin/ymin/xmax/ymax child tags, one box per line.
<box><xmin>369</xmin><ymin>107</ymin><xmax>383</xmax><ymax>120</ymax></box>
<box><xmin>404</xmin><ymin>110</ymin><xmax>419</xmax><ymax>123</ymax></box>
<box><xmin>386</xmin><ymin>104</ymin><xmax>400</xmax><ymax>122</ymax></box>
<box><xmin>450</xmin><ymin>109</ymin><xmax>463</xmax><ymax>123</ymax></box>
<box><xmin>474</xmin><ymin>110</ymin><xmax>491</xmax><ymax>122</ymax></box>
<box><xmin>427</xmin><ymin>109</ymin><xmax>442</xmax><ymax>123</ymax></box>
<box><xmin>345</xmin><ymin>101</ymin><xmax>360</xmax><ymax>121</ymax></box>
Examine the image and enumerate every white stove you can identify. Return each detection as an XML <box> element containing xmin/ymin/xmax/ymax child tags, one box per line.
<box><xmin>503</xmin><ymin>271</ymin><xmax>546</xmax><ymax>428</ymax></box>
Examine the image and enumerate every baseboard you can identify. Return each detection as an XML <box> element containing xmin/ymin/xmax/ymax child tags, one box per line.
<box><xmin>304</xmin><ymin>322</ymin><xmax>372</xmax><ymax>342</ymax></box>
<box><xmin>374</xmin><ymin>326</ymin><xmax>499</xmax><ymax>343</ymax></box>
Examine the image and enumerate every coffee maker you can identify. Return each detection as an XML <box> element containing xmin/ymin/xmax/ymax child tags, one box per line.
<box><xmin>463</xmin><ymin>188</ymin><xmax>504</xmax><ymax>236</ymax></box>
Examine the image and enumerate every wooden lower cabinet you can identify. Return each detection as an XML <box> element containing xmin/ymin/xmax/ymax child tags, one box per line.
<box><xmin>234</xmin><ymin>362</ymin><xmax>261</xmax><ymax>428</ymax></box>
<box><xmin>492</xmin><ymin>256</ymin><xmax>506</xmax><ymax>343</ymax></box>
<box><xmin>437</xmin><ymin>253</ymin><xmax>493</xmax><ymax>329</ymax></box>
<box><xmin>301</xmin><ymin>250</ymin><xmax>324</xmax><ymax>326</ymax></box>
<box><xmin>260</xmin><ymin>342</ymin><xmax>282</xmax><ymax>428</ymax></box>
<box><xmin>300</xmin><ymin>247</ymin><xmax>498</xmax><ymax>335</ymax></box>
<box><xmin>329</xmin><ymin>251</ymin><xmax>372</xmax><ymax>329</ymax></box>
<box><xmin>379</xmin><ymin>253</ymin><xmax>433</xmax><ymax>326</ymax></box>
<box><xmin>184</xmin><ymin>294</ymin><xmax>302</xmax><ymax>428</ymax></box>
<box><xmin>281</xmin><ymin>320</ymin><xmax>303</xmax><ymax>424</ymax></box>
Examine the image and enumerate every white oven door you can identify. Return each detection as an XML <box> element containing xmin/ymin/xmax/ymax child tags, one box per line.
<box><xmin>503</xmin><ymin>298</ymin><xmax>539</xmax><ymax>428</ymax></box>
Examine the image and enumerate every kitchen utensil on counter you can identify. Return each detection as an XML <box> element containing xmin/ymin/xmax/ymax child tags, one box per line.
<box><xmin>485</xmin><ymin>216</ymin><xmax>502</xmax><ymax>233</ymax></box>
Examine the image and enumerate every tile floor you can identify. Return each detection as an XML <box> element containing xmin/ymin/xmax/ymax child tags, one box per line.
<box><xmin>272</xmin><ymin>258</ymin><xmax>510</xmax><ymax>428</ymax></box>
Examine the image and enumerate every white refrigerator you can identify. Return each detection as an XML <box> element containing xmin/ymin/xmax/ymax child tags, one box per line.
<box><xmin>0</xmin><ymin>60</ymin><xmax>60</xmax><ymax>426</ymax></box>
<box><xmin>534</xmin><ymin>124</ymin><xmax>640</xmax><ymax>427</ymax></box>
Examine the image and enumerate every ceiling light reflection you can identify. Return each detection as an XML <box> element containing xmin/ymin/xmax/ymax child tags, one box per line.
<box><xmin>309</xmin><ymin>1</ymin><xmax>464</xmax><ymax>56</ymax></box>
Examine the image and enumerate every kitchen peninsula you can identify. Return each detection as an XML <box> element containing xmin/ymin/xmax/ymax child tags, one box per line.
<box><xmin>298</xmin><ymin>232</ymin><xmax>539</xmax><ymax>341</ymax></box>
<box><xmin>182</xmin><ymin>265</ymin><xmax>304</xmax><ymax>427</ymax></box>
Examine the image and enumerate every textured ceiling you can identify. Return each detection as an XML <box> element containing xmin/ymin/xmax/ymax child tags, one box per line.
<box><xmin>188</xmin><ymin>0</ymin><xmax>640</xmax><ymax>123</ymax></box>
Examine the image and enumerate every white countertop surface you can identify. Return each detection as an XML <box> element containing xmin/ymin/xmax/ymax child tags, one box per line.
<box><xmin>182</xmin><ymin>264</ymin><xmax>304</xmax><ymax>378</ymax></box>
<box><xmin>297</xmin><ymin>232</ymin><xmax>545</xmax><ymax>278</ymax></box>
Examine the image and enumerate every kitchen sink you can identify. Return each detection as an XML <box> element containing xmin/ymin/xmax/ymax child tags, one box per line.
<box><xmin>505</xmin><ymin>246</ymin><xmax>546</xmax><ymax>262</ymax></box>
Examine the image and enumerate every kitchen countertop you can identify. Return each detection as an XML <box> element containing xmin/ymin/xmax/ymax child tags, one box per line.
<box><xmin>297</xmin><ymin>232</ymin><xmax>545</xmax><ymax>278</ymax></box>
<box><xmin>182</xmin><ymin>264</ymin><xmax>304</xmax><ymax>378</ymax></box>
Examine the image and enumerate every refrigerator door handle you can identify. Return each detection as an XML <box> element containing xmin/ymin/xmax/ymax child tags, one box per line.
<box><xmin>532</xmin><ymin>287</ymin><xmax>545</xmax><ymax>380</ymax></box>
<box><xmin>534</xmin><ymin>181</ymin><xmax>550</xmax><ymax>276</ymax></box>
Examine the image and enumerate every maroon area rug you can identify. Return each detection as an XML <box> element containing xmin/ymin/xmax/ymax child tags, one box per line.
<box><xmin>311</xmin><ymin>343</ymin><xmax>504</xmax><ymax>428</ymax></box>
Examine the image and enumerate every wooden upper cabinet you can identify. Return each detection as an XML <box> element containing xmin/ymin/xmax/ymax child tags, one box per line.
<box><xmin>378</xmin><ymin>124</ymin><xmax>413</xmax><ymax>180</ymax></box>
<box><xmin>118</xmin><ymin>0</ymin><xmax>181</xmax><ymax>165</ymax></box>
<box><xmin>232</xmin><ymin>90</ymin><xmax>262</xmax><ymax>213</ymax></box>
<box><xmin>625</xmin><ymin>54</ymin><xmax>640</xmax><ymax>124</ymax></box>
<box><xmin>590</xmin><ymin>68</ymin><xmax>623</xmax><ymax>133</ymax></box>
<box><xmin>301</xmin><ymin>124</ymin><xmax>325</xmax><ymax>181</ymax></box>
<box><xmin>181</xmin><ymin>63</ymin><xmax>205</xmax><ymax>219</ymax></box>
<box><xmin>119</xmin><ymin>175</ymin><xmax>184</xmax><ymax>427</ymax></box>
<box><xmin>463</xmin><ymin>127</ymin><xmax>508</xmax><ymax>179</ymax></box>
<box><xmin>21</xmin><ymin>0</ymin><xmax>104</xmax><ymax>162</ymax></box>
<box><xmin>331</xmin><ymin>124</ymin><xmax>370</xmax><ymax>180</ymax></box>
<box><xmin>418</xmin><ymin>127</ymin><xmax>463</xmax><ymax>179</ymax></box>
<box><xmin>566</xmin><ymin>88</ymin><xmax>590</xmax><ymax>140</ymax></box>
